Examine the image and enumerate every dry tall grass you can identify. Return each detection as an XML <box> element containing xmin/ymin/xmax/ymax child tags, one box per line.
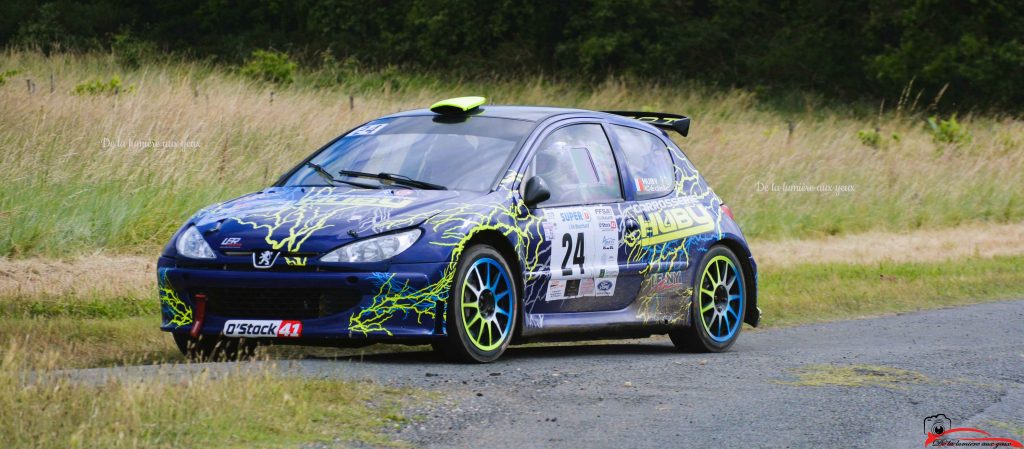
<box><xmin>0</xmin><ymin>341</ymin><xmax>411</xmax><ymax>448</ymax></box>
<box><xmin>1</xmin><ymin>50</ymin><xmax>1022</xmax><ymax>257</ymax></box>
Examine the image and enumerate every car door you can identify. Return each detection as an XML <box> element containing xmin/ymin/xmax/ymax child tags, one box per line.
<box><xmin>608</xmin><ymin>124</ymin><xmax>716</xmax><ymax>318</ymax></box>
<box><xmin>523</xmin><ymin>121</ymin><xmax>644</xmax><ymax>313</ymax></box>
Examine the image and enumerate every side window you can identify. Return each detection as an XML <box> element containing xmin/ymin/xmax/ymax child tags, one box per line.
<box><xmin>526</xmin><ymin>124</ymin><xmax>622</xmax><ymax>207</ymax></box>
<box><xmin>609</xmin><ymin>125</ymin><xmax>676</xmax><ymax>199</ymax></box>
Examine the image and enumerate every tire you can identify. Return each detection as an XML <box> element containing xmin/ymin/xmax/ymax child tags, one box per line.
<box><xmin>173</xmin><ymin>333</ymin><xmax>257</xmax><ymax>362</ymax></box>
<box><xmin>670</xmin><ymin>245</ymin><xmax>746</xmax><ymax>352</ymax></box>
<box><xmin>436</xmin><ymin>244</ymin><xmax>518</xmax><ymax>363</ymax></box>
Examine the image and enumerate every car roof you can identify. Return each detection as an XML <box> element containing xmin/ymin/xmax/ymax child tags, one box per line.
<box><xmin>383</xmin><ymin>105</ymin><xmax>599</xmax><ymax>122</ymax></box>
<box><xmin>381</xmin><ymin>105</ymin><xmax>670</xmax><ymax>137</ymax></box>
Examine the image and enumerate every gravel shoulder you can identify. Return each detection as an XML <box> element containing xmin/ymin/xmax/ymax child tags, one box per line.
<box><xmin>69</xmin><ymin>300</ymin><xmax>1024</xmax><ymax>448</ymax></box>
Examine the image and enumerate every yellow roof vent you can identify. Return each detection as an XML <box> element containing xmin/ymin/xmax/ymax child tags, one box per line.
<box><xmin>430</xmin><ymin>96</ymin><xmax>486</xmax><ymax>115</ymax></box>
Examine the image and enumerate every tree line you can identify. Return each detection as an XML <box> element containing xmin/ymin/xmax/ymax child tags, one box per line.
<box><xmin>3</xmin><ymin>0</ymin><xmax>1022</xmax><ymax>110</ymax></box>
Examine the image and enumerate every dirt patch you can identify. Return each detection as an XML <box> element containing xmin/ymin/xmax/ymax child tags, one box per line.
<box><xmin>751</xmin><ymin>222</ymin><xmax>1024</xmax><ymax>268</ymax></box>
<box><xmin>0</xmin><ymin>254</ymin><xmax>153</xmax><ymax>300</ymax></box>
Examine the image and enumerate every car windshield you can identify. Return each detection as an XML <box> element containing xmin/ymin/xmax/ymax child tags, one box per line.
<box><xmin>285</xmin><ymin>116</ymin><xmax>534</xmax><ymax>192</ymax></box>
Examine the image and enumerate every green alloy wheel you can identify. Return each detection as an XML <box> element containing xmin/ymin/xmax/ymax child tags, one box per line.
<box><xmin>670</xmin><ymin>245</ymin><xmax>746</xmax><ymax>352</ymax></box>
<box><xmin>435</xmin><ymin>245</ymin><xmax>517</xmax><ymax>363</ymax></box>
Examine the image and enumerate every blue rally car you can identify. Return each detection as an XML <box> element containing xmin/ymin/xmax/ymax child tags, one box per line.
<box><xmin>159</xmin><ymin>97</ymin><xmax>760</xmax><ymax>362</ymax></box>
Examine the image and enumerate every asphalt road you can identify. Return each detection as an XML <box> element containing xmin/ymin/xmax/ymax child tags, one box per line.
<box><xmin>75</xmin><ymin>300</ymin><xmax>1024</xmax><ymax>448</ymax></box>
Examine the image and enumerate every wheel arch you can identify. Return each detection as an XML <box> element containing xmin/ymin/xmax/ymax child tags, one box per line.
<box><xmin>714</xmin><ymin>237</ymin><xmax>760</xmax><ymax>327</ymax></box>
<box><xmin>457</xmin><ymin>229</ymin><xmax>525</xmax><ymax>337</ymax></box>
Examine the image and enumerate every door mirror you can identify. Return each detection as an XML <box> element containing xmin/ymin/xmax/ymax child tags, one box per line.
<box><xmin>522</xmin><ymin>176</ymin><xmax>551</xmax><ymax>207</ymax></box>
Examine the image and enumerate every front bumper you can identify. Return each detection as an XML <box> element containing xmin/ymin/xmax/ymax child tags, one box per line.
<box><xmin>157</xmin><ymin>256</ymin><xmax>449</xmax><ymax>341</ymax></box>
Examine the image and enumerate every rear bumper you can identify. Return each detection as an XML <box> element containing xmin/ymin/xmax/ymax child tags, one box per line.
<box><xmin>157</xmin><ymin>256</ymin><xmax>449</xmax><ymax>340</ymax></box>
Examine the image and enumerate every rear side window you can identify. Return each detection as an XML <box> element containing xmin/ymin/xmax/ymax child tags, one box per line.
<box><xmin>610</xmin><ymin>125</ymin><xmax>676</xmax><ymax>199</ymax></box>
<box><xmin>526</xmin><ymin>124</ymin><xmax>623</xmax><ymax>207</ymax></box>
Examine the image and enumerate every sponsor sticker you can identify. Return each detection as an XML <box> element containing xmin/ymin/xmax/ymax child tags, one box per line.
<box><xmin>348</xmin><ymin>123</ymin><xmax>388</xmax><ymax>136</ymax></box>
<box><xmin>595</xmin><ymin>278</ymin><xmax>617</xmax><ymax>296</ymax></box>
<box><xmin>222</xmin><ymin>320</ymin><xmax>302</xmax><ymax>338</ymax></box>
<box><xmin>602</xmin><ymin>235</ymin><xmax>616</xmax><ymax>250</ymax></box>
<box><xmin>635</xmin><ymin>176</ymin><xmax>672</xmax><ymax>193</ymax></box>
<box><xmin>337</xmin><ymin>196</ymin><xmax>414</xmax><ymax>208</ymax></box>
<box><xmin>637</xmin><ymin>205</ymin><xmax>715</xmax><ymax>246</ymax></box>
<box><xmin>546</xmin><ymin>279</ymin><xmax>567</xmax><ymax>301</ymax></box>
<box><xmin>543</xmin><ymin>205</ymin><xmax>621</xmax><ymax>301</ymax></box>
<box><xmin>578</xmin><ymin>278</ymin><xmax>595</xmax><ymax>296</ymax></box>
<box><xmin>284</xmin><ymin>256</ymin><xmax>307</xmax><ymax>266</ymax></box>
<box><xmin>544</xmin><ymin>206</ymin><xmax>619</xmax><ymax>281</ymax></box>
<box><xmin>220</xmin><ymin>237</ymin><xmax>242</xmax><ymax>248</ymax></box>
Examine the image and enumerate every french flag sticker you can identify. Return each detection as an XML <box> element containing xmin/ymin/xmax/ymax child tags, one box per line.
<box><xmin>635</xmin><ymin>178</ymin><xmax>645</xmax><ymax>192</ymax></box>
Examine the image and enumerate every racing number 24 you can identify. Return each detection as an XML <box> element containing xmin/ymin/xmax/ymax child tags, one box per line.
<box><xmin>561</xmin><ymin>232</ymin><xmax>585</xmax><ymax>276</ymax></box>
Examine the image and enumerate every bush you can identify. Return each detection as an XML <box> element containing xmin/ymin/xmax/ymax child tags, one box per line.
<box><xmin>0</xmin><ymin>69</ymin><xmax>21</xmax><ymax>86</ymax></box>
<box><xmin>110</xmin><ymin>31</ymin><xmax>157</xmax><ymax>68</ymax></box>
<box><xmin>311</xmin><ymin>49</ymin><xmax>360</xmax><ymax>88</ymax></box>
<box><xmin>240</xmin><ymin>50</ymin><xmax>297</xmax><ymax>85</ymax></box>
<box><xmin>926</xmin><ymin>114</ymin><xmax>971</xmax><ymax>147</ymax></box>
<box><xmin>857</xmin><ymin>128</ymin><xmax>882</xmax><ymax>148</ymax></box>
<box><xmin>72</xmin><ymin>75</ymin><xmax>134</xmax><ymax>95</ymax></box>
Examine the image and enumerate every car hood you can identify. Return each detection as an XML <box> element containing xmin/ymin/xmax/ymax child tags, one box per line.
<box><xmin>191</xmin><ymin>187</ymin><xmax>465</xmax><ymax>254</ymax></box>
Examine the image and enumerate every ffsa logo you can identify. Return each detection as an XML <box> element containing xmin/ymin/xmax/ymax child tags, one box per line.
<box><xmin>252</xmin><ymin>250</ymin><xmax>279</xmax><ymax>269</ymax></box>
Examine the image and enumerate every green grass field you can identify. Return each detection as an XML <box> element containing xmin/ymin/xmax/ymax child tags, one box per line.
<box><xmin>1</xmin><ymin>50</ymin><xmax>1023</xmax><ymax>256</ymax></box>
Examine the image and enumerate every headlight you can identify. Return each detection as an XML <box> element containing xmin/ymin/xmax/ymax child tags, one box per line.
<box><xmin>321</xmin><ymin>229</ymin><xmax>421</xmax><ymax>263</ymax></box>
<box><xmin>175</xmin><ymin>225</ymin><xmax>216</xmax><ymax>259</ymax></box>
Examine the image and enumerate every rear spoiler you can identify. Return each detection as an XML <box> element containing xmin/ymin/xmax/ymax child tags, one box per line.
<box><xmin>602</xmin><ymin>111</ymin><xmax>691</xmax><ymax>137</ymax></box>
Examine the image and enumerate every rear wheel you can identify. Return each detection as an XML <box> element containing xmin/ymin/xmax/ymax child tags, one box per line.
<box><xmin>670</xmin><ymin>245</ymin><xmax>746</xmax><ymax>352</ymax></box>
<box><xmin>436</xmin><ymin>245</ymin><xmax>517</xmax><ymax>363</ymax></box>
<box><xmin>173</xmin><ymin>333</ymin><xmax>257</xmax><ymax>362</ymax></box>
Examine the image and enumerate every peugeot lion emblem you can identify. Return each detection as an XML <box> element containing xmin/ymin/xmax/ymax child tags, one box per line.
<box><xmin>253</xmin><ymin>250</ymin><xmax>279</xmax><ymax>269</ymax></box>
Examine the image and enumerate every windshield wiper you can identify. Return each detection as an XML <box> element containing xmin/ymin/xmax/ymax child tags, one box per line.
<box><xmin>338</xmin><ymin>170</ymin><xmax>448</xmax><ymax>190</ymax></box>
<box><xmin>305</xmin><ymin>162</ymin><xmax>378</xmax><ymax>189</ymax></box>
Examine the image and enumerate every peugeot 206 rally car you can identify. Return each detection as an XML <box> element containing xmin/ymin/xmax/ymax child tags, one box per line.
<box><xmin>158</xmin><ymin>96</ymin><xmax>761</xmax><ymax>362</ymax></box>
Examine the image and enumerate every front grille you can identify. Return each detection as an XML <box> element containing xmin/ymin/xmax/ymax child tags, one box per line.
<box><xmin>200</xmin><ymin>288</ymin><xmax>360</xmax><ymax>319</ymax></box>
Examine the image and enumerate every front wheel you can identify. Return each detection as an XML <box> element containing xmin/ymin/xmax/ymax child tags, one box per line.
<box><xmin>670</xmin><ymin>245</ymin><xmax>746</xmax><ymax>352</ymax></box>
<box><xmin>435</xmin><ymin>245</ymin><xmax>518</xmax><ymax>363</ymax></box>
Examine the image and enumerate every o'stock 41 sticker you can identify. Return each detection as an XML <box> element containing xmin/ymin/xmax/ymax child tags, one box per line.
<box><xmin>544</xmin><ymin>206</ymin><xmax>619</xmax><ymax>301</ymax></box>
<box><xmin>348</xmin><ymin>122</ymin><xmax>388</xmax><ymax>136</ymax></box>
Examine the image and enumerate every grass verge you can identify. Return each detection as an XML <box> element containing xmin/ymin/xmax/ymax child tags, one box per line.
<box><xmin>3</xmin><ymin>253</ymin><xmax>1023</xmax><ymax>367</ymax></box>
<box><xmin>0</xmin><ymin>341</ymin><xmax>415</xmax><ymax>449</ymax></box>
<box><xmin>1</xmin><ymin>317</ymin><xmax>176</xmax><ymax>368</ymax></box>
<box><xmin>759</xmin><ymin>255</ymin><xmax>1024</xmax><ymax>326</ymax></box>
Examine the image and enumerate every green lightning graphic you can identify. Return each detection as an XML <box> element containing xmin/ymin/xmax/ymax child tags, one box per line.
<box><xmin>158</xmin><ymin>268</ymin><xmax>192</xmax><ymax>328</ymax></box>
